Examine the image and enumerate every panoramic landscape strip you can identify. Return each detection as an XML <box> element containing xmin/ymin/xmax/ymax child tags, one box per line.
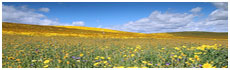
<box><xmin>2</xmin><ymin>2</ymin><xmax>228</xmax><ymax>68</ymax></box>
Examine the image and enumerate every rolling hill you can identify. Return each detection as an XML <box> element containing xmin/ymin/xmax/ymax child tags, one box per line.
<box><xmin>167</xmin><ymin>31</ymin><xmax>228</xmax><ymax>39</ymax></box>
<box><xmin>2</xmin><ymin>22</ymin><xmax>228</xmax><ymax>39</ymax></box>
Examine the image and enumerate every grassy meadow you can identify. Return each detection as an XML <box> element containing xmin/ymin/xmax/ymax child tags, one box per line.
<box><xmin>2</xmin><ymin>22</ymin><xmax>228</xmax><ymax>68</ymax></box>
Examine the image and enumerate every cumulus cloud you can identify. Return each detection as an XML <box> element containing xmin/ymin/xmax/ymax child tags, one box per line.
<box><xmin>201</xmin><ymin>2</ymin><xmax>228</xmax><ymax>32</ymax></box>
<box><xmin>2</xmin><ymin>4</ymin><xmax>84</xmax><ymax>26</ymax></box>
<box><xmin>212</xmin><ymin>2</ymin><xmax>228</xmax><ymax>10</ymax></box>
<box><xmin>179</xmin><ymin>2</ymin><xmax>228</xmax><ymax>32</ymax></box>
<box><xmin>2</xmin><ymin>4</ymin><xmax>56</xmax><ymax>25</ymax></box>
<box><xmin>209</xmin><ymin>2</ymin><xmax>228</xmax><ymax>21</ymax></box>
<box><xmin>190</xmin><ymin>7</ymin><xmax>202</xmax><ymax>13</ymax></box>
<box><xmin>38</xmin><ymin>8</ymin><xmax>50</xmax><ymax>12</ymax></box>
<box><xmin>72</xmin><ymin>21</ymin><xmax>85</xmax><ymax>26</ymax></box>
<box><xmin>107</xmin><ymin>11</ymin><xmax>196</xmax><ymax>33</ymax></box>
<box><xmin>106</xmin><ymin>2</ymin><xmax>228</xmax><ymax>33</ymax></box>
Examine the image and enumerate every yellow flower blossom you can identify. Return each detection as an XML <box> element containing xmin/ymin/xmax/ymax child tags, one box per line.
<box><xmin>95</xmin><ymin>57</ymin><xmax>99</xmax><ymax>60</ymax></box>
<box><xmin>100</xmin><ymin>57</ymin><xmax>105</xmax><ymax>59</ymax></box>
<box><xmin>173</xmin><ymin>55</ymin><xmax>178</xmax><ymax>58</ymax></box>
<box><xmin>142</xmin><ymin>61</ymin><xmax>147</xmax><ymax>64</ymax></box>
<box><xmin>43</xmin><ymin>60</ymin><xmax>50</xmax><ymax>64</ymax></box>
<box><xmin>107</xmin><ymin>57</ymin><xmax>111</xmax><ymax>60</ymax></box>
<box><xmin>67</xmin><ymin>61</ymin><xmax>70</xmax><ymax>64</ymax></box>
<box><xmin>16</xmin><ymin>59</ymin><xmax>20</xmax><ymax>62</ymax></box>
<box><xmin>131</xmin><ymin>54</ymin><xmax>135</xmax><ymax>57</ymax></box>
<box><xmin>194</xmin><ymin>52</ymin><xmax>202</xmax><ymax>55</ymax></box>
<box><xmin>80</xmin><ymin>53</ymin><xmax>84</xmax><ymax>57</ymax></box>
<box><xmin>103</xmin><ymin>61</ymin><xmax>108</xmax><ymax>64</ymax></box>
<box><xmin>147</xmin><ymin>63</ymin><xmax>153</xmax><ymax>66</ymax></box>
<box><xmin>182</xmin><ymin>46</ymin><xmax>187</xmax><ymax>48</ymax></box>
<box><xmin>43</xmin><ymin>65</ymin><xmax>48</xmax><ymax>68</ymax></box>
<box><xmin>174</xmin><ymin>47</ymin><xmax>180</xmax><ymax>50</ymax></box>
<box><xmin>123</xmin><ymin>55</ymin><xmax>127</xmax><ymax>57</ymax></box>
<box><xmin>8</xmin><ymin>57</ymin><xmax>15</xmax><ymax>60</ymax></box>
<box><xmin>194</xmin><ymin>55</ymin><xmax>200</xmax><ymax>61</ymax></box>
<box><xmin>178</xmin><ymin>56</ymin><xmax>182</xmax><ymax>59</ymax></box>
<box><xmin>202</xmin><ymin>63</ymin><xmax>214</xmax><ymax>68</ymax></box>
<box><xmin>94</xmin><ymin>62</ymin><xmax>99</xmax><ymax>66</ymax></box>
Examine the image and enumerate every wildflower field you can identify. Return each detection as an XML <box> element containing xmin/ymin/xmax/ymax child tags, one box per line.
<box><xmin>2</xmin><ymin>22</ymin><xmax>228</xmax><ymax>68</ymax></box>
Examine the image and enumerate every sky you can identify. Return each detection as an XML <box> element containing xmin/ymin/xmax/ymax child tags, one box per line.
<box><xmin>2</xmin><ymin>2</ymin><xmax>228</xmax><ymax>33</ymax></box>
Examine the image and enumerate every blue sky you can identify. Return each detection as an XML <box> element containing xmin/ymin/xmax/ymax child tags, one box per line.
<box><xmin>2</xmin><ymin>2</ymin><xmax>228</xmax><ymax>33</ymax></box>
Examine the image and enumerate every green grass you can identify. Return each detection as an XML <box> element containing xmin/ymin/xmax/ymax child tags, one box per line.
<box><xmin>2</xmin><ymin>34</ymin><xmax>228</xmax><ymax>68</ymax></box>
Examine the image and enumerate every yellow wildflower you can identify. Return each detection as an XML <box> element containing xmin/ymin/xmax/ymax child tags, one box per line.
<box><xmin>222</xmin><ymin>66</ymin><xmax>227</xmax><ymax>68</ymax></box>
<box><xmin>103</xmin><ymin>61</ymin><xmax>108</xmax><ymax>64</ymax></box>
<box><xmin>16</xmin><ymin>59</ymin><xmax>20</xmax><ymax>62</ymax></box>
<box><xmin>100</xmin><ymin>57</ymin><xmax>105</xmax><ymax>59</ymax></box>
<box><xmin>173</xmin><ymin>55</ymin><xmax>178</xmax><ymax>58</ymax></box>
<box><xmin>178</xmin><ymin>56</ymin><xmax>182</xmax><ymax>59</ymax></box>
<box><xmin>107</xmin><ymin>57</ymin><xmax>111</xmax><ymax>60</ymax></box>
<box><xmin>94</xmin><ymin>62</ymin><xmax>99</xmax><ymax>66</ymax></box>
<box><xmin>194</xmin><ymin>52</ymin><xmax>202</xmax><ymax>55</ymax></box>
<box><xmin>182</xmin><ymin>46</ymin><xmax>187</xmax><ymax>48</ymax></box>
<box><xmin>43</xmin><ymin>65</ymin><xmax>48</xmax><ymax>68</ymax></box>
<box><xmin>8</xmin><ymin>66</ymin><xmax>13</xmax><ymax>68</ymax></box>
<box><xmin>8</xmin><ymin>57</ymin><xmax>15</xmax><ymax>60</ymax></box>
<box><xmin>189</xmin><ymin>58</ymin><xmax>193</xmax><ymax>61</ymax></box>
<box><xmin>194</xmin><ymin>55</ymin><xmax>200</xmax><ymax>61</ymax></box>
<box><xmin>43</xmin><ymin>60</ymin><xmax>50</xmax><ymax>64</ymax></box>
<box><xmin>123</xmin><ymin>55</ymin><xmax>127</xmax><ymax>57</ymax></box>
<box><xmin>67</xmin><ymin>61</ymin><xmax>70</xmax><ymax>64</ymax></box>
<box><xmin>131</xmin><ymin>54</ymin><xmax>135</xmax><ymax>57</ymax></box>
<box><xmin>95</xmin><ymin>57</ymin><xmax>99</xmax><ymax>60</ymax></box>
<box><xmin>202</xmin><ymin>63</ymin><xmax>213</xmax><ymax>68</ymax></box>
<box><xmin>174</xmin><ymin>47</ymin><xmax>180</xmax><ymax>50</ymax></box>
<box><xmin>32</xmin><ymin>60</ymin><xmax>37</xmax><ymax>62</ymax></box>
<box><xmin>80</xmin><ymin>53</ymin><xmax>84</xmax><ymax>57</ymax></box>
<box><xmin>142</xmin><ymin>61</ymin><xmax>147</xmax><ymax>64</ymax></box>
<box><xmin>147</xmin><ymin>63</ymin><xmax>153</xmax><ymax>66</ymax></box>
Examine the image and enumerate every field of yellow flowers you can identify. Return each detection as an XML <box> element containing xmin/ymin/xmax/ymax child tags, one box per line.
<box><xmin>2</xmin><ymin>22</ymin><xmax>228</xmax><ymax>68</ymax></box>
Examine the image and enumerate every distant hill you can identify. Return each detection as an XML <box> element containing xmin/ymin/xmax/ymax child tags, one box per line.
<box><xmin>3</xmin><ymin>22</ymin><xmax>151</xmax><ymax>38</ymax></box>
<box><xmin>2</xmin><ymin>22</ymin><xmax>228</xmax><ymax>39</ymax></box>
<box><xmin>167</xmin><ymin>31</ymin><xmax>228</xmax><ymax>39</ymax></box>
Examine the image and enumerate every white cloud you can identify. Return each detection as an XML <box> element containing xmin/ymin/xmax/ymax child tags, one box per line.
<box><xmin>212</xmin><ymin>2</ymin><xmax>228</xmax><ymax>10</ymax></box>
<box><xmin>106</xmin><ymin>2</ymin><xmax>228</xmax><ymax>33</ymax></box>
<box><xmin>199</xmin><ymin>2</ymin><xmax>228</xmax><ymax>32</ymax></box>
<box><xmin>190</xmin><ymin>7</ymin><xmax>202</xmax><ymax>13</ymax></box>
<box><xmin>209</xmin><ymin>2</ymin><xmax>228</xmax><ymax>21</ymax></box>
<box><xmin>39</xmin><ymin>8</ymin><xmax>50</xmax><ymax>12</ymax></box>
<box><xmin>209</xmin><ymin>9</ymin><xmax>228</xmax><ymax>21</ymax></box>
<box><xmin>107</xmin><ymin>11</ymin><xmax>196</xmax><ymax>33</ymax></box>
<box><xmin>2</xmin><ymin>4</ymin><xmax>53</xmax><ymax>25</ymax></box>
<box><xmin>72</xmin><ymin>21</ymin><xmax>85</xmax><ymax>26</ymax></box>
<box><xmin>178</xmin><ymin>2</ymin><xmax>228</xmax><ymax>32</ymax></box>
<box><xmin>2</xmin><ymin>4</ymin><xmax>85</xmax><ymax>26</ymax></box>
